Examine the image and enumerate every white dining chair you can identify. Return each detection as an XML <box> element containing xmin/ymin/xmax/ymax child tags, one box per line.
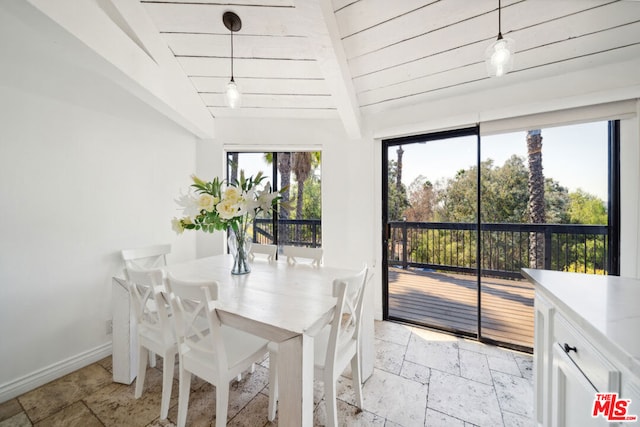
<box><xmin>121</xmin><ymin>244</ymin><xmax>171</xmax><ymax>368</ymax></box>
<box><xmin>121</xmin><ymin>244</ymin><xmax>171</xmax><ymax>270</ymax></box>
<box><xmin>166</xmin><ymin>274</ymin><xmax>276</xmax><ymax>427</ymax></box>
<box><xmin>248</xmin><ymin>243</ymin><xmax>277</xmax><ymax>262</ymax></box>
<box><xmin>268</xmin><ymin>264</ymin><xmax>369</xmax><ymax>426</ymax></box>
<box><xmin>125</xmin><ymin>267</ymin><xmax>176</xmax><ymax>421</ymax></box>
<box><xmin>282</xmin><ymin>245</ymin><xmax>323</xmax><ymax>267</ymax></box>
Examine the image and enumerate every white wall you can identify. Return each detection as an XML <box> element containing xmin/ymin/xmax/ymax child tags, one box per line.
<box><xmin>0</xmin><ymin>9</ymin><xmax>197</xmax><ymax>401</ymax></box>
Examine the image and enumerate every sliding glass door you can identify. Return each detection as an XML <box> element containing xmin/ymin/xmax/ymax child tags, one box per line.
<box><xmin>383</xmin><ymin>121</ymin><xmax>618</xmax><ymax>351</ymax></box>
<box><xmin>383</xmin><ymin>128</ymin><xmax>480</xmax><ymax>338</ymax></box>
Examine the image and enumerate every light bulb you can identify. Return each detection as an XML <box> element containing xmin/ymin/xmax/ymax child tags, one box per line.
<box><xmin>225</xmin><ymin>80</ymin><xmax>241</xmax><ymax>108</ymax></box>
<box><xmin>491</xmin><ymin>40</ymin><xmax>511</xmax><ymax>70</ymax></box>
<box><xmin>485</xmin><ymin>36</ymin><xmax>514</xmax><ymax>77</ymax></box>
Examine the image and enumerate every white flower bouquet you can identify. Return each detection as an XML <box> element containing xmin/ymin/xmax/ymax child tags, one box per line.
<box><xmin>172</xmin><ymin>171</ymin><xmax>288</xmax><ymax>274</ymax></box>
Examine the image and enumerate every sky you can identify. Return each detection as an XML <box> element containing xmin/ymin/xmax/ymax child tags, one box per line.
<box><xmin>396</xmin><ymin>121</ymin><xmax>609</xmax><ymax>201</ymax></box>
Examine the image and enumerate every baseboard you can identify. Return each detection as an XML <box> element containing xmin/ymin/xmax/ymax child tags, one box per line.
<box><xmin>0</xmin><ymin>342</ymin><xmax>112</xmax><ymax>403</ymax></box>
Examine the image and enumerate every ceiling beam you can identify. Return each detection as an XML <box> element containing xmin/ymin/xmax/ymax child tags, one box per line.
<box><xmin>294</xmin><ymin>0</ymin><xmax>362</xmax><ymax>139</ymax></box>
<box><xmin>24</xmin><ymin>0</ymin><xmax>216</xmax><ymax>139</ymax></box>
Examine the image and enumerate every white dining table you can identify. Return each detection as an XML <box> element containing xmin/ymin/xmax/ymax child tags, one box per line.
<box><xmin>162</xmin><ymin>254</ymin><xmax>359</xmax><ymax>427</ymax></box>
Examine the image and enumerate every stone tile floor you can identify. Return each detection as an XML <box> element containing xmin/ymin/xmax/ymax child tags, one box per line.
<box><xmin>0</xmin><ymin>321</ymin><xmax>533</xmax><ymax>426</ymax></box>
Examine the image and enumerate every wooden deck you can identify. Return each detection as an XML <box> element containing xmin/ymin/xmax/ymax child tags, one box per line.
<box><xmin>388</xmin><ymin>267</ymin><xmax>534</xmax><ymax>350</ymax></box>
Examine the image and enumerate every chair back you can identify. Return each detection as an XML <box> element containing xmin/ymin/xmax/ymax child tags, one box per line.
<box><xmin>325</xmin><ymin>265</ymin><xmax>368</xmax><ymax>370</ymax></box>
<box><xmin>248</xmin><ymin>243</ymin><xmax>277</xmax><ymax>262</ymax></box>
<box><xmin>282</xmin><ymin>245</ymin><xmax>323</xmax><ymax>267</ymax></box>
<box><xmin>166</xmin><ymin>274</ymin><xmax>228</xmax><ymax>369</ymax></box>
<box><xmin>125</xmin><ymin>267</ymin><xmax>172</xmax><ymax>342</ymax></box>
<box><xmin>121</xmin><ymin>244</ymin><xmax>171</xmax><ymax>270</ymax></box>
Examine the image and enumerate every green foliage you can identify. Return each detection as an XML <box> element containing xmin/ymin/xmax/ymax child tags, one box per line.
<box><xmin>430</xmin><ymin>155</ymin><xmax>576</xmax><ymax>225</ymax></box>
<box><xmin>301</xmin><ymin>175</ymin><xmax>322</xmax><ymax>219</ymax></box>
<box><xmin>388</xmin><ymin>159</ymin><xmax>410</xmax><ymax>221</ymax></box>
<box><xmin>567</xmin><ymin>189</ymin><xmax>607</xmax><ymax>225</ymax></box>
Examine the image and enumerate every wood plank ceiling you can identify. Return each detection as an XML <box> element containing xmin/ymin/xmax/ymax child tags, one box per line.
<box><xmin>141</xmin><ymin>0</ymin><xmax>640</xmax><ymax>131</ymax></box>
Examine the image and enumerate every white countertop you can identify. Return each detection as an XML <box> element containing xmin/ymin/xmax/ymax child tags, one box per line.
<box><xmin>522</xmin><ymin>268</ymin><xmax>640</xmax><ymax>380</ymax></box>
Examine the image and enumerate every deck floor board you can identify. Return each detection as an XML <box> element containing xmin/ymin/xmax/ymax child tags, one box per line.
<box><xmin>388</xmin><ymin>267</ymin><xmax>534</xmax><ymax>349</ymax></box>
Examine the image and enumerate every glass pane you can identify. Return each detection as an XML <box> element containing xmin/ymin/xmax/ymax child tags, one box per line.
<box><xmin>228</xmin><ymin>151</ymin><xmax>322</xmax><ymax>249</ymax></box>
<box><xmin>276</xmin><ymin>152</ymin><xmax>322</xmax><ymax>248</ymax></box>
<box><xmin>386</xmin><ymin>135</ymin><xmax>479</xmax><ymax>337</ymax></box>
<box><xmin>228</xmin><ymin>153</ymin><xmax>275</xmax><ymax>244</ymax></box>
<box><xmin>479</xmin><ymin>121</ymin><xmax>609</xmax><ymax>349</ymax></box>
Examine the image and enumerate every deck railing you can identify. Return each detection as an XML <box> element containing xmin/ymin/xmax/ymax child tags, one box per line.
<box><xmin>389</xmin><ymin>221</ymin><xmax>608</xmax><ymax>278</ymax></box>
<box><xmin>252</xmin><ymin>218</ymin><xmax>321</xmax><ymax>248</ymax></box>
<box><xmin>252</xmin><ymin>219</ymin><xmax>608</xmax><ymax>277</ymax></box>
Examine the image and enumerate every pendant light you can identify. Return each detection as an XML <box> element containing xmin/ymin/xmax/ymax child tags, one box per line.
<box><xmin>485</xmin><ymin>0</ymin><xmax>514</xmax><ymax>77</ymax></box>
<box><xmin>223</xmin><ymin>11</ymin><xmax>242</xmax><ymax>108</ymax></box>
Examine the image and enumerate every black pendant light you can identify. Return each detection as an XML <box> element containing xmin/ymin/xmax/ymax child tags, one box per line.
<box><xmin>223</xmin><ymin>11</ymin><xmax>242</xmax><ymax>108</ymax></box>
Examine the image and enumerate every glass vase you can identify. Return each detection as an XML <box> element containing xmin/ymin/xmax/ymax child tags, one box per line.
<box><xmin>228</xmin><ymin>228</ymin><xmax>252</xmax><ymax>275</ymax></box>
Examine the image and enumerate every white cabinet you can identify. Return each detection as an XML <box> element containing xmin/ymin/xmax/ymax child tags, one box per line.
<box><xmin>551</xmin><ymin>343</ymin><xmax>609</xmax><ymax>427</ymax></box>
<box><xmin>525</xmin><ymin>269</ymin><xmax>640</xmax><ymax>427</ymax></box>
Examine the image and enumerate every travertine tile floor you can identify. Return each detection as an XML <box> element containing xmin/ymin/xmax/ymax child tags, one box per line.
<box><xmin>0</xmin><ymin>321</ymin><xmax>533</xmax><ymax>426</ymax></box>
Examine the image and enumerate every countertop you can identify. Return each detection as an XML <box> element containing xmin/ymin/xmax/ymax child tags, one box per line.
<box><xmin>522</xmin><ymin>268</ymin><xmax>640</xmax><ymax>380</ymax></box>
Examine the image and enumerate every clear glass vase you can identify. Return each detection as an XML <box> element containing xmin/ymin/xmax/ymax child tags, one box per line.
<box><xmin>228</xmin><ymin>228</ymin><xmax>252</xmax><ymax>275</ymax></box>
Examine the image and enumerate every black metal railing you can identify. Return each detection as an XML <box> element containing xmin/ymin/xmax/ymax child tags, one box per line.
<box><xmin>252</xmin><ymin>218</ymin><xmax>322</xmax><ymax>248</ymax></box>
<box><xmin>388</xmin><ymin>221</ymin><xmax>608</xmax><ymax>278</ymax></box>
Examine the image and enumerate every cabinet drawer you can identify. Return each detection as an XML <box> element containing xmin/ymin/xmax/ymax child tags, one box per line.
<box><xmin>554</xmin><ymin>313</ymin><xmax>620</xmax><ymax>393</ymax></box>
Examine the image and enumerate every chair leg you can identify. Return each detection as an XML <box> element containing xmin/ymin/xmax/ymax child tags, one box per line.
<box><xmin>324</xmin><ymin>373</ymin><xmax>339</xmax><ymax>427</ymax></box>
<box><xmin>351</xmin><ymin>353</ymin><xmax>364</xmax><ymax>409</ymax></box>
<box><xmin>149</xmin><ymin>350</ymin><xmax>156</xmax><ymax>368</ymax></box>
<box><xmin>177</xmin><ymin>367</ymin><xmax>191</xmax><ymax>427</ymax></box>
<box><xmin>215</xmin><ymin>384</ymin><xmax>229</xmax><ymax>427</ymax></box>
<box><xmin>135</xmin><ymin>345</ymin><xmax>148</xmax><ymax>399</ymax></box>
<box><xmin>160</xmin><ymin>351</ymin><xmax>175</xmax><ymax>420</ymax></box>
<box><xmin>268</xmin><ymin>348</ymin><xmax>278</xmax><ymax>421</ymax></box>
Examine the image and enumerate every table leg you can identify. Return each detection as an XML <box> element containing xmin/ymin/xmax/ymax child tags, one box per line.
<box><xmin>277</xmin><ymin>333</ymin><xmax>314</xmax><ymax>427</ymax></box>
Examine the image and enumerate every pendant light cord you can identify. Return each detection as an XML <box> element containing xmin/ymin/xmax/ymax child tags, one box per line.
<box><xmin>230</xmin><ymin>28</ymin><xmax>235</xmax><ymax>82</ymax></box>
<box><xmin>497</xmin><ymin>0</ymin><xmax>503</xmax><ymax>39</ymax></box>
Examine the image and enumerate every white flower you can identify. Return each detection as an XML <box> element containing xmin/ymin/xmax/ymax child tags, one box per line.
<box><xmin>197</xmin><ymin>194</ymin><xmax>216</xmax><ymax>212</ymax></box>
<box><xmin>171</xmin><ymin>217</ymin><xmax>184</xmax><ymax>234</ymax></box>
<box><xmin>257</xmin><ymin>186</ymin><xmax>279</xmax><ymax>211</ymax></box>
<box><xmin>223</xmin><ymin>186</ymin><xmax>242</xmax><ymax>203</ymax></box>
<box><xmin>243</xmin><ymin>188</ymin><xmax>260</xmax><ymax>213</ymax></box>
<box><xmin>175</xmin><ymin>191</ymin><xmax>200</xmax><ymax>218</ymax></box>
<box><xmin>216</xmin><ymin>198</ymin><xmax>240</xmax><ymax>220</ymax></box>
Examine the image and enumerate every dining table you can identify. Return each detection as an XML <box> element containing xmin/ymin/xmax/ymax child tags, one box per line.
<box><xmin>161</xmin><ymin>254</ymin><xmax>363</xmax><ymax>427</ymax></box>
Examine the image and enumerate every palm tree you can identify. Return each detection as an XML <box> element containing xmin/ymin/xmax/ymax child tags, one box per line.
<box><xmin>396</xmin><ymin>146</ymin><xmax>404</xmax><ymax>191</ymax></box>
<box><xmin>292</xmin><ymin>152</ymin><xmax>312</xmax><ymax>242</ymax></box>
<box><xmin>276</xmin><ymin>153</ymin><xmax>292</xmax><ymax>244</ymax></box>
<box><xmin>527</xmin><ymin>129</ymin><xmax>545</xmax><ymax>268</ymax></box>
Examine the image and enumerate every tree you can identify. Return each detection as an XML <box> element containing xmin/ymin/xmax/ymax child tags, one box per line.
<box><xmin>387</xmin><ymin>159</ymin><xmax>409</xmax><ymax>221</ymax></box>
<box><xmin>527</xmin><ymin>129</ymin><xmax>545</xmax><ymax>268</ymax></box>
<box><xmin>568</xmin><ymin>189</ymin><xmax>607</xmax><ymax>225</ymax></box>
<box><xmin>404</xmin><ymin>176</ymin><xmax>435</xmax><ymax>222</ymax></box>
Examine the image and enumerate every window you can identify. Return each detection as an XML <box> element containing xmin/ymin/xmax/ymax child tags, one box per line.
<box><xmin>227</xmin><ymin>151</ymin><xmax>322</xmax><ymax>249</ymax></box>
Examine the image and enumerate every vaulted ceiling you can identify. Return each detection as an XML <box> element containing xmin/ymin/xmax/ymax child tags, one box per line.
<box><xmin>139</xmin><ymin>0</ymin><xmax>640</xmax><ymax>136</ymax></box>
<box><xmin>3</xmin><ymin>0</ymin><xmax>640</xmax><ymax>139</ymax></box>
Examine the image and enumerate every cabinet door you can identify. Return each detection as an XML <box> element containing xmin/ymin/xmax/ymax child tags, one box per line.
<box><xmin>552</xmin><ymin>344</ymin><xmax>609</xmax><ymax>427</ymax></box>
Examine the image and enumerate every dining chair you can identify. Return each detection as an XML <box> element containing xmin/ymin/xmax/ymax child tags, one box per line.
<box><xmin>282</xmin><ymin>245</ymin><xmax>323</xmax><ymax>267</ymax></box>
<box><xmin>166</xmin><ymin>274</ymin><xmax>276</xmax><ymax>427</ymax></box>
<box><xmin>125</xmin><ymin>267</ymin><xmax>176</xmax><ymax>421</ymax></box>
<box><xmin>248</xmin><ymin>243</ymin><xmax>277</xmax><ymax>262</ymax></box>
<box><xmin>121</xmin><ymin>244</ymin><xmax>171</xmax><ymax>368</ymax></box>
<box><xmin>121</xmin><ymin>244</ymin><xmax>171</xmax><ymax>270</ymax></box>
<box><xmin>268</xmin><ymin>264</ymin><xmax>369</xmax><ymax>427</ymax></box>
